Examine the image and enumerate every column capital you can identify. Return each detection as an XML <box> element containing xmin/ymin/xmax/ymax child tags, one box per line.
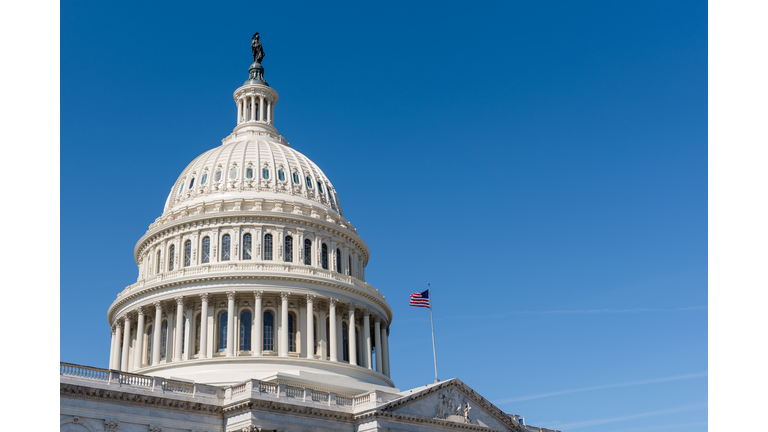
<box><xmin>226</xmin><ymin>291</ymin><xmax>237</xmax><ymax>301</ymax></box>
<box><xmin>306</xmin><ymin>294</ymin><xmax>316</xmax><ymax>303</ymax></box>
<box><xmin>111</xmin><ymin>325</ymin><xmax>116</xmax><ymax>334</ymax></box>
<box><xmin>348</xmin><ymin>303</ymin><xmax>357</xmax><ymax>313</ymax></box>
<box><xmin>372</xmin><ymin>314</ymin><xmax>381</xmax><ymax>324</ymax></box>
<box><xmin>280</xmin><ymin>291</ymin><xmax>290</xmax><ymax>301</ymax></box>
<box><xmin>254</xmin><ymin>290</ymin><xmax>264</xmax><ymax>299</ymax></box>
<box><xmin>115</xmin><ymin>320</ymin><xmax>123</xmax><ymax>329</ymax></box>
<box><xmin>174</xmin><ymin>296</ymin><xmax>184</xmax><ymax>306</ymax></box>
<box><xmin>199</xmin><ymin>293</ymin><xmax>210</xmax><ymax>302</ymax></box>
<box><xmin>122</xmin><ymin>315</ymin><xmax>131</xmax><ymax>323</ymax></box>
<box><xmin>137</xmin><ymin>306</ymin><xmax>145</xmax><ymax>316</ymax></box>
<box><xmin>363</xmin><ymin>309</ymin><xmax>371</xmax><ymax>318</ymax></box>
<box><xmin>329</xmin><ymin>298</ymin><xmax>338</xmax><ymax>307</ymax></box>
<box><xmin>153</xmin><ymin>301</ymin><xmax>163</xmax><ymax>310</ymax></box>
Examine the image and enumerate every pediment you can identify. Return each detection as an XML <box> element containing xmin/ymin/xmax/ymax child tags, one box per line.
<box><xmin>378</xmin><ymin>379</ymin><xmax>525</xmax><ymax>431</ymax></box>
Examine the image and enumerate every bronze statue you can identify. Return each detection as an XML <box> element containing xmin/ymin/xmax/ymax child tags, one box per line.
<box><xmin>251</xmin><ymin>32</ymin><xmax>265</xmax><ymax>64</ymax></box>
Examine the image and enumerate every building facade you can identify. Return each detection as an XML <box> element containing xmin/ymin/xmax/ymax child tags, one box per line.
<box><xmin>61</xmin><ymin>39</ymin><xmax>558</xmax><ymax>432</ymax></box>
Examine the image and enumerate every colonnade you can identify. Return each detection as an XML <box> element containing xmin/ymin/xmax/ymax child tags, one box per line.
<box><xmin>109</xmin><ymin>291</ymin><xmax>391</xmax><ymax>379</ymax></box>
<box><xmin>236</xmin><ymin>92</ymin><xmax>274</xmax><ymax>125</ymax></box>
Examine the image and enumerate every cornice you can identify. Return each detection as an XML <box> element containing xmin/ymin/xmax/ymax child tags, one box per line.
<box><xmin>107</xmin><ymin>273</ymin><xmax>392</xmax><ymax>325</ymax></box>
<box><xmin>357</xmin><ymin>410</ymin><xmax>508</xmax><ymax>432</ymax></box>
<box><xmin>223</xmin><ymin>399</ymin><xmax>355</xmax><ymax>422</ymax></box>
<box><xmin>60</xmin><ymin>383</ymin><xmax>222</xmax><ymax>415</ymax></box>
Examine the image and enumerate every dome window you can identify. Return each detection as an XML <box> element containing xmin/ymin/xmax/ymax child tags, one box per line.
<box><xmin>243</xmin><ymin>233</ymin><xmax>252</xmax><ymax>260</ymax></box>
<box><xmin>284</xmin><ymin>235</ymin><xmax>293</xmax><ymax>263</ymax></box>
<box><xmin>264</xmin><ymin>233</ymin><xmax>273</xmax><ymax>260</ymax></box>
<box><xmin>262</xmin><ymin>168</ymin><xmax>270</xmax><ymax>180</ymax></box>
<box><xmin>189</xmin><ymin>178</ymin><xmax>195</xmax><ymax>189</ymax></box>
<box><xmin>321</xmin><ymin>243</ymin><xmax>328</xmax><ymax>270</ymax></box>
<box><xmin>278</xmin><ymin>169</ymin><xmax>285</xmax><ymax>181</ymax></box>
<box><xmin>177</xmin><ymin>182</ymin><xmax>184</xmax><ymax>195</ymax></box>
<box><xmin>229</xmin><ymin>167</ymin><xmax>238</xmax><ymax>180</ymax></box>
<box><xmin>217</xmin><ymin>311</ymin><xmax>228</xmax><ymax>352</ymax></box>
<box><xmin>304</xmin><ymin>239</ymin><xmax>312</xmax><ymax>265</ymax></box>
<box><xmin>221</xmin><ymin>234</ymin><xmax>231</xmax><ymax>261</ymax></box>
<box><xmin>263</xmin><ymin>311</ymin><xmax>275</xmax><ymax>351</ymax></box>
<box><xmin>246</xmin><ymin>168</ymin><xmax>254</xmax><ymax>179</ymax></box>
<box><xmin>240</xmin><ymin>310</ymin><xmax>252</xmax><ymax>351</ymax></box>
<box><xmin>201</xmin><ymin>173</ymin><xmax>208</xmax><ymax>185</ymax></box>
<box><xmin>293</xmin><ymin>172</ymin><xmax>300</xmax><ymax>184</ymax></box>
<box><xmin>201</xmin><ymin>237</ymin><xmax>210</xmax><ymax>264</ymax></box>
<box><xmin>168</xmin><ymin>244</ymin><xmax>175</xmax><ymax>271</ymax></box>
<box><xmin>318</xmin><ymin>182</ymin><xmax>324</xmax><ymax>194</ymax></box>
<box><xmin>214</xmin><ymin>170</ymin><xmax>222</xmax><ymax>182</ymax></box>
<box><xmin>306</xmin><ymin>177</ymin><xmax>313</xmax><ymax>189</ymax></box>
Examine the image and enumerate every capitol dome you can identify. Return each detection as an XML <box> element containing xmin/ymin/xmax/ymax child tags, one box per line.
<box><xmin>105</xmin><ymin>55</ymin><xmax>394</xmax><ymax>393</ymax></box>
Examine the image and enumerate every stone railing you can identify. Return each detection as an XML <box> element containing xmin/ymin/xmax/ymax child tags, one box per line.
<box><xmin>61</xmin><ymin>362</ymin><xmax>397</xmax><ymax>413</ymax></box>
<box><xmin>121</xmin><ymin>262</ymin><xmax>384</xmax><ymax>301</ymax></box>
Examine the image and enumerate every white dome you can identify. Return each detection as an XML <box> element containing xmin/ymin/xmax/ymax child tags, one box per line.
<box><xmin>164</xmin><ymin>137</ymin><xmax>344</xmax><ymax>218</ymax></box>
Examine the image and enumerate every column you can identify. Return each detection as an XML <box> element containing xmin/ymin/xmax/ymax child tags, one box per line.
<box><xmin>374</xmin><ymin>317</ymin><xmax>382</xmax><ymax>373</ymax></box>
<box><xmin>120</xmin><ymin>315</ymin><xmax>131</xmax><ymax>371</ymax></box>
<box><xmin>348</xmin><ymin>305</ymin><xmax>357</xmax><ymax>366</ymax></box>
<box><xmin>173</xmin><ymin>297</ymin><xmax>184</xmax><ymax>362</ymax></box>
<box><xmin>226</xmin><ymin>291</ymin><xmax>236</xmax><ymax>357</ymax></box>
<box><xmin>199</xmin><ymin>294</ymin><xmax>209</xmax><ymax>359</ymax></box>
<box><xmin>363</xmin><ymin>310</ymin><xmax>372</xmax><ymax>370</ymax></box>
<box><xmin>133</xmin><ymin>307</ymin><xmax>145</xmax><ymax>369</ymax></box>
<box><xmin>279</xmin><ymin>292</ymin><xmax>290</xmax><ymax>357</ymax></box>
<box><xmin>318</xmin><ymin>303</ymin><xmax>328</xmax><ymax>361</ymax></box>
<box><xmin>253</xmin><ymin>291</ymin><xmax>263</xmax><ymax>356</ymax></box>
<box><xmin>382</xmin><ymin>326</ymin><xmax>390</xmax><ymax>377</ymax></box>
<box><xmin>329</xmin><ymin>299</ymin><xmax>337</xmax><ymax>362</ymax></box>
<box><xmin>183</xmin><ymin>302</ymin><xmax>193</xmax><ymax>360</ymax></box>
<box><xmin>152</xmin><ymin>302</ymin><xmax>162</xmax><ymax>365</ymax></box>
<box><xmin>306</xmin><ymin>295</ymin><xmax>315</xmax><ymax>359</ymax></box>
<box><xmin>248</xmin><ymin>95</ymin><xmax>254</xmax><ymax>121</ymax></box>
<box><xmin>109</xmin><ymin>327</ymin><xmax>116</xmax><ymax>370</ymax></box>
<box><xmin>112</xmin><ymin>323</ymin><xmax>122</xmax><ymax>369</ymax></box>
<box><xmin>266</xmin><ymin>99</ymin><xmax>272</xmax><ymax>123</ymax></box>
<box><xmin>259</xmin><ymin>95</ymin><xmax>265</xmax><ymax>121</ymax></box>
<box><xmin>298</xmin><ymin>299</ymin><xmax>306</xmax><ymax>358</ymax></box>
<box><xmin>237</xmin><ymin>97</ymin><xmax>242</xmax><ymax>123</ymax></box>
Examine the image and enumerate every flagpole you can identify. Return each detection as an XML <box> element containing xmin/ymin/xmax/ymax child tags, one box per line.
<box><xmin>428</xmin><ymin>283</ymin><xmax>439</xmax><ymax>383</ymax></box>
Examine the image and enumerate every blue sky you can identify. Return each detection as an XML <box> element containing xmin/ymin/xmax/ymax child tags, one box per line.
<box><xmin>60</xmin><ymin>1</ymin><xmax>707</xmax><ymax>431</ymax></box>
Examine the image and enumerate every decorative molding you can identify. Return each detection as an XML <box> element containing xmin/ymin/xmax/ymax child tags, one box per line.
<box><xmin>104</xmin><ymin>419</ymin><xmax>120</xmax><ymax>432</ymax></box>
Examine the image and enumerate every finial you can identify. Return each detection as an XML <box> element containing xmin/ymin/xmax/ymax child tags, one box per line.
<box><xmin>246</xmin><ymin>32</ymin><xmax>269</xmax><ymax>86</ymax></box>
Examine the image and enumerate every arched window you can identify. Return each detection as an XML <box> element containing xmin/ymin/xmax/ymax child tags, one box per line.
<box><xmin>246</xmin><ymin>167</ymin><xmax>253</xmax><ymax>179</ymax></box>
<box><xmin>201</xmin><ymin>172</ymin><xmax>208</xmax><ymax>185</ymax></box>
<box><xmin>214</xmin><ymin>170</ymin><xmax>222</xmax><ymax>182</ymax></box>
<box><xmin>217</xmin><ymin>311</ymin><xmax>227</xmax><ymax>352</ymax></box>
<box><xmin>325</xmin><ymin>317</ymin><xmax>330</xmax><ymax>357</ymax></box>
<box><xmin>263</xmin><ymin>311</ymin><xmax>275</xmax><ymax>351</ymax></box>
<box><xmin>156</xmin><ymin>250</ymin><xmax>161</xmax><ymax>274</ymax></box>
<box><xmin>202</xmin><ymin>237</ymin><xmax>210</xmax><ymax>263</ymax></box>
<box><xmin>229</xmin><ymin>167</ymin><xmax>237</xmax><ymax>180</ymax></box>
<box><xmin>184</xmin><ymin>240</ymin><xmax>191</xmax><ymax>267</ymax></box>
<box><xmin>318</xmin><ymin>182</ymin><xmax>324</xmax><ymax>194</ymax></box>
<box><xmin>342</xmin><ymin>322</ymin><xmax>349</xmax><ymax>362</ymax></box>
<box><xmin>146</xmin><ymin>324</ymin><xmax>153</xmax><ymax>365</ymax></box>
<box><xmin>243</xmin><ymin>233</ymin><xmax>252</xmax><ymax>260</ymax></box>
<box><xmin>284</xmin><ymin>236</ymin><xmax>293</xmax><ymax>263</ymax></box>
<box><xmin>222</xmin><ymin>234</ymin><xmax>231</xmax><ymax>261</ymax></box>
<box><xmin>240</xmin><ymin>310</ymin><xmax>252</xmax><ymax>351</ymax></box>
<box><xmin>321</xmin><ymin>243</ymin><xmax>328</xmax><ymax>270</ymax></box>
<box><xmin>194</xmin><ymin>313</ymin><xmax>201</xmax><ymax>354</ymax></box>
<box><xmin>181</xmin><ymin>318</ymin><xmax>186</xmax><ymax>355</ymax></box>
<box><xmin>168</xmin><ymin>244</ymin><xmax>175</xmax><ymax>271</ymax></box>
<box><xmin>336</xmin><ymin>248</ymin><xmax>342</xmax><ymax>273</ymax></box>
<box><xmin>264</xmin><ymin>233</ymin><xmax>273</xmax><ymax>260</ymax></box>
<box><xmin>304</xmin><ymin>239</ymin><xmax>312</xmax><ymax>265</ymax></box>
<box><xmin>293</xmin><ymin>172</ymin><xmax>300</xmax><ymax>184</ymax></box>
<box><xmin>306</xmin><ymin>176</ymin><xmax>313</xmax><ymax>188</ymax></box>
<box><xmin>189</xmin><ymin>177</ymin><xmax>195</xmax><ymax>189</ymax></box>
<box><xmin>278</xmin><ymin>169</ymin><xmax>285</xmax><ymax>181</ymax></box>
<box><xmin>262</xmin><ymin>167</ymin><xmax>270</xmax><ymax>179</ymax></box>
<box><xmin>288</xmin><ymin>312</ymin><xmax>297</xmax><ymax>352</ymax></box>
<box><xmin>160</xmin><ymin>320</ymin><xmax>168</xmax><ymax>360</ymax></box>
<box><xmin>348</xmin><ymin>255</ymin><xmax>352</xmax><ymax>276</ymax></box>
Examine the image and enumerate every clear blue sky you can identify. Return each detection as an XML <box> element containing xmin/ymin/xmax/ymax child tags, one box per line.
<box><xmin>61</xmin><ymin>1</ymin><xmax>707</xmax><ymax>431</ymax></box>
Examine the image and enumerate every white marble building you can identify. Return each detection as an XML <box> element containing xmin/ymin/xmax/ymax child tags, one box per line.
<box><xmin>60</xmin><ymin>43</ymin><xmax>559</xmax><ymax>432</ymax></box>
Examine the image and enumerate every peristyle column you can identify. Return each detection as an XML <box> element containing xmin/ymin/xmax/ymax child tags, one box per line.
<box><xmin>279</xmin><ymin>291</ymin><xmax>290</xmax><ymax>357</ymax></box>
<box><xmin>253</xmin><ymin>291</ymin><xmax>263</xmax><ymax>356</ymax></box>
<box><xmin>112</xmin><ymin>323</ymin><xmax>122</xmax><ymax>370</ymax></box>
<box><xmin>259</xmin><ymin>95</ymin><xmax>265</xmax><ymax>121</ymax></box>
<box><xmin>348</xmin><ymin>304</ymin><xmax>357</xmax><ymax>366</ymax></box>
<box><xmin>363</xmin><ymin>310</ymin><xmax>372</xmax><ymax>369</ymax></box>
<box><xmin>173</xmin><ymin>297</ymin><xmax>184</xmax><ymax>362</ymax></box>
<box><xmin>306</xmin><ymin>294</ymin><xmax>315</xmax><ymax>359</ymax></box>
<box><xmin>152</xmin><ymin>302</ymin><xmax>162</xmax><ymax>365</ymax></box>
<box><xmin>109</xmin><ymin>326</ymin><xmax>116</xmax><ymax>369</ymax></box>
<box><xmin>120</xmin><ymin>315</ymin><xmax>131</xmax><ymax>371</ymax></box>
<box><xmin>374</xmin><ymin>316</ymin><xmax>382</xmax><ymax>373</ymax></box>
<box><xmin>199</xmin><ymin>294</ymin><xmax>209</xmax><ymax>359</ymax></box>
<box><xmin>133</xmin><ymin>307</ymin><xmax>145</xmax><ymax>369</ymax></box>
<box><xmin>329</xmin><ymin>299</ymin><xmax>338</xmax><ymax>362</ymax></box>
<box><xmin>226</xmin><ymin>291</ymin><xmax>236</xmax><ymax>356</ymax></box>
<box><xmin>382</xmin><ymin>326</ymin><xmax>391</xmax><ymax>377</ymax></box>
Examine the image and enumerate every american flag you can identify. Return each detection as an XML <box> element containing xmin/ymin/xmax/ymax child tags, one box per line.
<box><xmin>409</xmin><ymin>289</ymin><xmax>430</xmax><ymax>308</ymax></box>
